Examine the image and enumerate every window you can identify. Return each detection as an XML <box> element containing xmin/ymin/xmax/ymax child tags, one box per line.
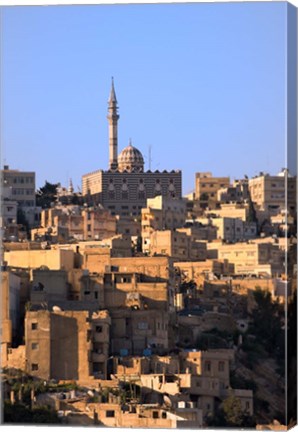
<box><xmin>96</xmin><ymin>325</ymin><xmax>103</xmax><ymax>333</ymax></box>
<box><xmin>218</xmin><ymin>361</ymin><xmax>225</xmax><ymax>372</ymax></box>
<box><xmin>106</xmin><ymin>411</ymin><xmax>115</xmax><ymax>418</ymax></box>
<box><xmin>245</xmin><ymin>402</ymin><xmax>250</xmax><ymax>410</ymax></box>
<box><xmin>87</xmin><ymin>224</ymin><xmax>91</xmax><ymax>231</ymax></box>
<box><xmin>31</xmin><ymin>363</ymin><xmax>39</xmax><ymax>371</ymax></box>
<box><xmin>31</xmin><ymin>323</ymin><xmax>38</xmax><ymax>330</ymax></box>
<box><xmin>152</xmin><ymin>411</ymin><xmax>159</xmax><ymax>419</ymax></box>
<box><xmin>161</xmin><ymin>412</ymin><xmax>167</xmax><ymax>419</ymax></box>
<box><xmin>31</xmin><ymin>343</ymin><xmax>39</xmax><ymax>350</ymax></box>
<box><xmin>204</xmin><ymin>361</ymin><xmax>211</xmax><ymax>372</ymax></box>
<box><xmin>138</xmin><ymin>322</ymin><xmax>148</xmax><ymax>330</ymax></box>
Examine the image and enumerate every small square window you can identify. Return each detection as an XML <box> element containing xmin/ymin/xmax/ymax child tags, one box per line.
<box><xmin>106</xmin><ymin>410</ymin><xmax>115</xmax><ymax>418</ymax></box>
<box><xmin>31</xmin><ymin>343</ymin><xmax>39</xmax><ymax>350</ymax></box>
<box><xmin>31</xmin><ymin>363</ymin><xmax>39</xmax><ymax>371</ymax></box>
<box><xmin>31</xmin><ymin>323</ymin><xmax>38</xmax><ymax>330</ymax></box>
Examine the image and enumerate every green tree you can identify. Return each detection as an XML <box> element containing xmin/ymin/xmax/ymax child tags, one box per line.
<box><xmin>36</xmin><ymin>181</ymin><xmax>59</xmax><ymax>209</ymax></box>
<box><xmin>222</xmin><ymin>395</ymin><xmax>244</xmax><ymax>426</ymax></box>
<box><xmin>3</xmin><ymin>401</ymin><xmax>61</xmax><ymax>424</ymax></box>
<box><xmin>17</xmin><ymin>208</ymin><xmax>30</xmax><ymax>235</ymax></box>
<box><xmin>249</xmin><ymin>288</ymin><xmax>284</xmax><ymax>364</ymax></box>
<box><xmin>206</xmin><ymin>396</ymin><xmax>255</xmax><ymax>428</ymax></box>
<box><xmin>247</xmin><ymin>194</ymin><xmax>258</xmax><ymax>224</ymax></box>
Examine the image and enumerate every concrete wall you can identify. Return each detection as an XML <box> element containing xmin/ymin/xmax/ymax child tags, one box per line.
<box><xmin>1</xmin><ymin>271</ymin><xmax>21</xmax><ymax>343</ymax></box>
<box><xmin>4</xmin><ymin>248</ymin><xmax>74</xmax><ymax>271</ymax></box>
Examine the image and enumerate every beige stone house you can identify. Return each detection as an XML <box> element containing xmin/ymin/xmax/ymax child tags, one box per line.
<box><xmin>149</xmin><ymin>229</ymin><xmax>207</xmax><ymax>261</ymax></box>
<box><xmin>25</xmin><ymin>309</ymin><xmax>111</xmax><ymax>381</ymax></box>
<box><xmin>248</xmin><ymin>169</ymin><xmax>296</xmax><ymax>216</ymax></box>
<box><xmin>195</xmin><ymin>172</ymin><xmax>230</xmax><ymax>208</ymax></box>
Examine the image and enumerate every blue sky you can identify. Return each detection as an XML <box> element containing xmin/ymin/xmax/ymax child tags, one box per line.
<box><xmin>1</xmin><ymin>2</ymin><xmax>290</xmax><ymax>193</ymax></box>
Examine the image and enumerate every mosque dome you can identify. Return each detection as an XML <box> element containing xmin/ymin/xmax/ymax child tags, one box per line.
<box><xmin>118</xmin><ymin>141</ymin><xmax>144</xmax><ymax>173</ymax></box>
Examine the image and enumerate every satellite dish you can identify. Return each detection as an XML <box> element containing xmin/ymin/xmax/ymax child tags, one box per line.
<box><xmin>163</xmin><ymin>395</ymin><xmax>172</xmax><ymax>407</ymax></box>
<box><xmin>52</xmin><ymin>306</ymin><xmax>62</xmax><ymax>312</ymax></box>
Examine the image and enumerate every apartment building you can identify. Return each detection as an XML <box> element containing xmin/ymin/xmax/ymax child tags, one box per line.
<box><xmin>4</xmin><ymin>248</ymin><xmax>75</xmax><ymax>271</ymax></box>
<box><xmin>1</xmin><ymin>271</ymin><xmax>21</xmax><ymax>348</ymax></box>
<box><xmin>217</xmin><ymin>179</ymin><xmax>250</xmax><ymax>203</ymax></box>
<box><xmin>174</xmin><ymin>260</ymin><xmax>235</xmax><ymax>285</ymax></box>
<box><xmin>112</xmin><ymin>350</ymin><xmax>253</xmax><ymax>420</ymax></box>
<box><xmin>141</xmin><ymin>196</ymin><xmax>187</xmax><ymax>253</ymax></box>
<box><xmin>25</xmin><ymin>309</ymin><xmax>111</xmax><ymax>381</ymax></box>
<box><xmin>207</xmin><ymin>241</ymin><xmax>284</xmax><ymax>276</ymax></box>
<box><xmin>211</xmin><ymin>217</ymin><xmax>257</xmax><ymax>242</ymax></box>
<box><xmin>31</xmin><ymin>205</ymin><xmax>117</xmax><ymax>242</ymax></box>
<box><xmin>1</xmin><ymin>165</ymin><xmax>39</xmax><ymax>227</ymax></box>
<box><xmin>0</xmin><ymin>183</ymin><xmax>20</xmax><ymax>241</ymax></box>
<box><xmin>205</xmin><ymin>203</ymin><xmax>250</xmax><ymax>222</ymax></box>
<box><xmin>195</xmin><ymin>172</ymin><xmax>230</xmax><ymax>208</ymax></box>
<box><xmin>177</xmin><ymin>224</ymin><xmax>217</xmax><ymax>242</ymax></box>
<box><xmin>149</xmin><ymin>230</ymin><xmax>207</xmax><ymax>261</ymax></box>
<box><xmin>248</xmin><ymin>169</ymin><xmax>296</xmax><ymax>215</ymax></box>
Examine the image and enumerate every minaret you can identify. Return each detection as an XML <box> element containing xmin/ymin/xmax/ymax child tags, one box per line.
<box><xmin>68</xmin><ymin>178</ymin><xmax>74</xmax><ymax>194</ymax></box>
<box><xmin>107</xmin><ymin>77</ymin><xmax>119</xmax><ymax>171</ymax></box>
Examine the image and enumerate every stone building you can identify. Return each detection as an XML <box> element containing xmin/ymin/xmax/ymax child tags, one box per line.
<box><xmin>25</xmin><ymin>309</ymin><xmax>111</xmax><ymax>381</ymax></box>
<box><xmin>217</xmin><ymin>178</ymin><xmax>250</xmax><ymax>203</ymax></box>
<box><xmin>141</xmin><ymin>196</ymin><xmax>187</xmax><ymax>253</ymax></box>
<box><xmin>176</xmin><ymin>224</ymin><xmax>217</xmax><ymax>242</ymax></box>
<box><xmin>1</xmin><ymin>165</ymin><xmax>40</xmax><ymax>227</ymax></box>
<box><xmin>0</xmin><ymin>184</ymin><xmax>20</xmax><ymax>241</ymax></box>
<box><xmin>210</xmin><ymin>217</ymin><xmax>257</xmax><ymax>242</ymax></box>
<box><xmin>195</xmin><ymin>172</ymin><xmax>230</xmax><ymax>209</ymax></box>
<box><xmin>4</xmin><ymin>248</ymin><xmax>75</xmax><ymax>271</ymax></box>
<box><xmin>207</xmin><ymin>241</ymin><xmax>284</xmax><ymax>276</ymax></box>
<box><xmin>248</xmin><ymin>169</ymin><xmax>296</xmax><ymax>216</ymax></box>
<box><xmin>149</xmin><ymin>230</ymin><xmax>207</xmax><ymax>261</ymax></box>
<box><xmin>205</xmin><ymin>203</ymin><xmax>250</xmax><ymax>222</ymax></box>
<box><xmin>1</xmin><ymin>271</ymin><xmax>21</xmax><ymax>346</ymax></box>
<box><xmin>31</xmin><ymin>205</ymin><xmax>117</xmax><ymax>242</ymax></box>
<box><xmin>112</xmin><ymin>350</ymin><xmax>253</xmax><ymax>420</ymax></box>
<box><xmin>82</xmin><ymin>80</ymin><xmax>182</xmax><ymax>216</ymax></box>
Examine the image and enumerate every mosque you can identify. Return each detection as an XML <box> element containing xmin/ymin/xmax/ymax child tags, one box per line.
<box><xmin>82</xmin><ymin>79</ymin><xmax>182</xmax><ymax>216</ymax></box>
